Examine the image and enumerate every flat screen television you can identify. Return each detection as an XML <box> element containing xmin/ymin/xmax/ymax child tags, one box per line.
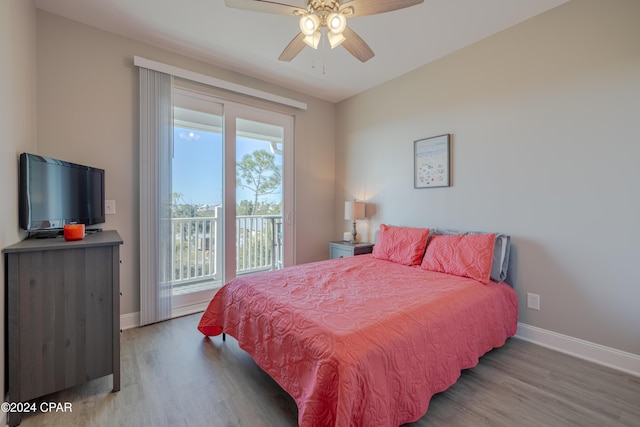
<box><xmin>19</xmin><ymin>153</ymin><xmax>105</xmax><ymax>233</ymax></box>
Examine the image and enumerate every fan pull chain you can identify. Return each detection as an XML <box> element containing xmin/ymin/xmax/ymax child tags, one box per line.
<box><xmin>321</xmin><ymin>28</ymin><xmax>327</xmax><ymax>76</ymax></box>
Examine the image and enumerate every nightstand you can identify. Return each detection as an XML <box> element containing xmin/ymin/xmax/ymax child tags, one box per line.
<box><xmin>329</xmin><ymin>241</ymin><xmax>374</xmax><ymax>259</ymax></box>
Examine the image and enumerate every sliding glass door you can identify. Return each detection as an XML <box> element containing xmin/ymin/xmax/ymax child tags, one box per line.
<box><xmin>170</xmin><ymin>89</ymin><xmax>294</xmax><ymax>315</ymax></box>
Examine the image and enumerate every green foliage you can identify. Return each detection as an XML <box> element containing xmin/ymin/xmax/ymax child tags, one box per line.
<box><xmin>236</xmin><ymin>200</ymin><xmax>281</xmax><ymax>216</ymax></box>
<box><xmin>236</xmin><ymin>149</ymin><xmax>282</xmax><ymax>215</ymax></box>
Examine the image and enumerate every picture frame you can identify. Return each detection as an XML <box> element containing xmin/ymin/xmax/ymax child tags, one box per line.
<box><xmin>414</xmin><ymin>134</ymin><xmax>451</xmax><ymax>188</ymax></box>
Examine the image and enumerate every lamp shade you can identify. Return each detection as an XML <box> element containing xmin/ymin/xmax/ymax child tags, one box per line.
<box><xmin>345</xmin><ymin>201</ymin><xmax>365</xmax><ymax>220</ymax></box>
<box><xmin>299</xmin><ymin>14</ymin><xmax>320</xmax><ymax>36</ymax></box>
<box><xmin>328</xmin><ymin>31</ymin><xmax>346</xmax><ymax>48</ymax></box>
<box><xmin>327</xmin><ymin>13</ymin><xmax>347</xmax><ymax>34</ymax></box>
<box><xmin>303</xmin><ymin>31</ymin><xmax>321</xmax><ymax>49</ymax></box>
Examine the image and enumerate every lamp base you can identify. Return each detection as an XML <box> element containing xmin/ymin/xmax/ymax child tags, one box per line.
<box><xmin>351</xmin><ymin>220</ymin><xmax>358</xmax><ymax>243</ymax></box>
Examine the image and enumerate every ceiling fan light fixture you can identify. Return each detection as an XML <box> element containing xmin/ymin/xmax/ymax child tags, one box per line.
<box><xmin>328</xmin><ymin>31</ymin><xmax>346</xmax><ymax>48</ymax></box>
<box><xmin>303</xmin><ymin>31</ymin><xmax>321</xmax><ymax>49</ymax></box>
<box><xmin>225</xmin><ymin>0</ymin><xmax>425</xmax><ymax>63</ymax></box>
<box><xmin>299</xmin><ymin>14</ymin><xmax>320</xmax><ymax>36</ymax></box>
<box><xmin>327</xmin><ymin>12</ymin><xmax>346</xmax><ymax>34</ymax></box>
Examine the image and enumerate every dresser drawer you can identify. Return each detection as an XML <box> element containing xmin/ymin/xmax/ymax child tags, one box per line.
<box><xmin>330</xmin><ymin>245</ymin><xmax>354</xmax><ymax>259</ymax></box>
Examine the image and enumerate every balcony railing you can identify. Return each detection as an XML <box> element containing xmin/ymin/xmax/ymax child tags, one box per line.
<box><xmin>170</xmin><ymin>208</ymin><xmax>283</xmax><ymax>292</ymax></box>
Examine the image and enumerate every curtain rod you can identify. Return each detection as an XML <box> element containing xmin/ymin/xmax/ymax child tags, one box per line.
<box><xmin>134</xmin><ymin>56</ymin><xmax>308</xmax><ymax>111</ymax></box>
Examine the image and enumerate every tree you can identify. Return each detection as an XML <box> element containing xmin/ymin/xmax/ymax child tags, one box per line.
<box><xmin>236</xmin><ymin>199</ymin><xmax>255</xmax><ymax>216</ymax></box>
<box><xmin>171</xmin><ymin>192</ymin><xmax>198</xmax><ymax>218</ymax></box>
<box><xmin>236</xmin><ymin>149</ymin><xmax>282</xmax><ymax>215</ymax></box>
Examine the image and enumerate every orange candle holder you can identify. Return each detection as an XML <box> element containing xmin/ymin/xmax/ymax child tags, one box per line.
<box><xmin>63</xmin><ymin>224</ymin><xmax>85</xmax><ymax>241</ymax></box>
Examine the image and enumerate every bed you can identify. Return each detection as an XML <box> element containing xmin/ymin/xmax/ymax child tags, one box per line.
<box><xmin>198</xmin><ymin>225</ymin><xmax>518</xmax><ymax>426</ymax></box>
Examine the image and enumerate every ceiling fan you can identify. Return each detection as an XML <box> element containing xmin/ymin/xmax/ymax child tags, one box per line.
<box><xmin>225</xmin><ymin>0</ymin><xmax>424</xmax><ymax>63</ymax></box>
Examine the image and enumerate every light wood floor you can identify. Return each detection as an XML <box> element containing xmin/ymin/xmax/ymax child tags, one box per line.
<box><xmin>17</xmin><ymin>314</ymin><xmax>640</xmax><ymax>427</ymax></box>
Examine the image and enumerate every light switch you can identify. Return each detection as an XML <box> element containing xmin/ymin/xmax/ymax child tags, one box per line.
<box><xmin>105</xmin><ymin>200</ymin><xmax>116</xmax><ymax>215</ymax></box>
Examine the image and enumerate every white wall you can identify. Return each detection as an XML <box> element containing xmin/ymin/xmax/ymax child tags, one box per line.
<box><xmin>36</xmin><ymin>11</ymin><xmax>336</xmax><ymax>317</ymax></box>
<box><xmin>0</xmin><ymin>0</ymin><xmax>38</xmax><ymax>401</ymax></box>
<box><xmin>335</xmin><ymin>0</ymin><xmax>640</xmax><ymax>356</ymax></box>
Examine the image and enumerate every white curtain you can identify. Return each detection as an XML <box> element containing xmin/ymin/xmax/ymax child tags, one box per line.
<box><xmin>139</xmin><ymin>68</ymin><xmax>173</xmax><ymax>325</ymax></box>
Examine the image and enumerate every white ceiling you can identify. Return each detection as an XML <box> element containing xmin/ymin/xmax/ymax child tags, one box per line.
<box><xmin>34</xmin><ymin>0</ymin><xmax>569</xmax><ymax>103</ymax></box>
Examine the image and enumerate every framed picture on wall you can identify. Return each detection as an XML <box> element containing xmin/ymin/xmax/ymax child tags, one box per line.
<box><xmin>414</xmin><ymin>134</ymin><xmax>451</xmax><ymax>188</ymax></box>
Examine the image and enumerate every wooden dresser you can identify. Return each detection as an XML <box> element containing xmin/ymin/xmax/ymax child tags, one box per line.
<box><xmin>3</xmin><ymin>230</ymin><xmax>122</xmax><ymax>427</ymax></box>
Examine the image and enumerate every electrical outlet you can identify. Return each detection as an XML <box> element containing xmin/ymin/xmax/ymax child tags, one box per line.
<box><xmin>527</xmin><ymin>292</ymin><xmax>540</xmax><ymax>310</ymax></box>
<box><xmin>105</xmin><ymin>200</ymin><xmax>116</xmax><ymax>215</ymax></box>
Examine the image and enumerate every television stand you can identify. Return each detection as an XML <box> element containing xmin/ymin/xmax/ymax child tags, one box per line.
<box><xmin>3</xmin><ymin>230</ymin><xmax>123</xmax><ymax>427</ymax></box>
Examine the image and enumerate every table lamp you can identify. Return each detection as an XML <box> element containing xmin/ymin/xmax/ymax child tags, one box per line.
<box><xmin>344</xmin><ymin>200</ymin><xmax>365</xmax><ymax>243</ymax></box>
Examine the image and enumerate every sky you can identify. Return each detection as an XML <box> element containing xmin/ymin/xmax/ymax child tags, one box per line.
<box><xmin>172</xmin><ymin>126</ymin><xmax>282</xmax><ymax>206</ymax></box>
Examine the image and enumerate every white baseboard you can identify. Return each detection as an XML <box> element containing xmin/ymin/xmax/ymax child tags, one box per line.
<box><xmin>516</xmin><ymin>322</ymin><xmax>640</xmax><ymax>378</ymax></box>
<box><xmin>119</xmin><ymin>312</ymin><xmax>140</xmax><ymax>330</ymax></box>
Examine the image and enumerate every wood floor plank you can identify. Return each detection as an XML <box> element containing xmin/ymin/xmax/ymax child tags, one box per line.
<box><xmin>16</xmin><ymin>314</ymin><xmax>640</xmax><ymax>426</ymax></box>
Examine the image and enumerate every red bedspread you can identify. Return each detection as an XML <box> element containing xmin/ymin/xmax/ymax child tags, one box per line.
<box><xmin>198</xmin><ymin>255</ymin><xmax>518</xmax><ymax>426</ymax></box>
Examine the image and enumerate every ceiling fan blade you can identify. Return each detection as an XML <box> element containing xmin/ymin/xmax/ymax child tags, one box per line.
<box><xmin>278</xmin><ymin>32</ymin><xmax>307</xmax><ymax>61</ymax></box>
<box><xmin>341</xmin><ymin>26</ymin><xmax>375</xmax><ymax>62</ymax></box>
<box><xmin>339</xmin><ymin>0</ymin><xmax>423</xmax><ymax>17</ymax></box>
<box><xmin>224</xmin><ymin>0</ymin><xmax>306</xmax><ymax>16</ymax></box>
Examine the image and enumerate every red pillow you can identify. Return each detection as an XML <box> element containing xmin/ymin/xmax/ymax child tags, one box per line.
<box><xmin>372</xmin><ymin>224</ymin><xmax>430</xmax><ymax>266</ymax></box>
<box><xmin>420</xmin><ymin>234</ymin><xmax>495</xmax><ymax>284</ymax></box>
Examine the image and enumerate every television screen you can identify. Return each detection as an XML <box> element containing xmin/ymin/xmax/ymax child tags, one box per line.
<box><xmin>19</xmin><ymin>153</ymin><xmax>105</xmax><ymax>231</ymax></box>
